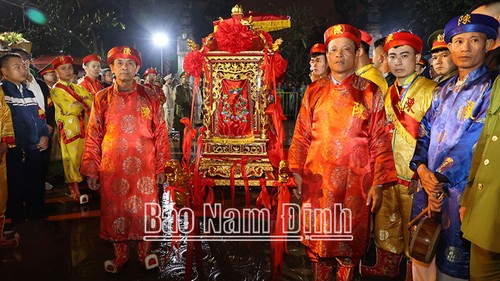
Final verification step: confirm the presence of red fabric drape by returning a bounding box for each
[217,79,252,137]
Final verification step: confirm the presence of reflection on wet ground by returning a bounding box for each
[0,121,406,280]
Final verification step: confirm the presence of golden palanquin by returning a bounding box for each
[199,51,275,185]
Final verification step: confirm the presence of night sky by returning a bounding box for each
[1,0,476,74]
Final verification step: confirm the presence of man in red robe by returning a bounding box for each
[78,54,105,95]
[288,24,397,281]
[81,46,170,273]
[143,67,166,104]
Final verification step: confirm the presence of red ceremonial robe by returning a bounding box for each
[288,74,397,263]
[81,82,170,241]
[79,76,105,95]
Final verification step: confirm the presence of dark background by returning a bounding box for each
[0,0,478,82]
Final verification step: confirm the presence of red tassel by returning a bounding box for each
[192,129,206,208]
[220,189,225,208]
[256,178,271,209]
[205,187,214,204]
[230,161,237,208]
[240,157,250,208]
[271,183,291,280]
[202,178,216,204]
[180,118,196,172]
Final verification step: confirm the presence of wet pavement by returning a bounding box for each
[0,121,408,280]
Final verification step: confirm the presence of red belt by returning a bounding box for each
[396,178,410,187]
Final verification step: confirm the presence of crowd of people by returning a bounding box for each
[0,41,202,272]
[0,1,499,280]
[289,2,500,281]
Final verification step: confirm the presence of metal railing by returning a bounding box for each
[278,91,303,119]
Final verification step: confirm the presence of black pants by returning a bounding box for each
[41,141,52,182]
[6,146,45,221]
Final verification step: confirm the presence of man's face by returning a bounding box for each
[102,71,113,83]
[181,76,189,85]
[166,78,173,85]
[43,72,57,84]
[145,73,156,84]
[110,58,140,83]
[431,49,457,76]
[326,38,357,77]
[309,54,328,77]
[0,56,28,85]
[55,63,74,82]
[387,45,420,79]
[84,60,101,78]
[372,45,386,72]
[448,32,493,73]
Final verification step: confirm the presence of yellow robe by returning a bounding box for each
[375,74,436,256]
[0,87,15,217]
[356,64,388,94]
[50,81,94,184]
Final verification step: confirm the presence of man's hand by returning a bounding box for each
[156,172,166,185]
[38,136,49,151]
[0,143,8,164]
[427,192,444,216]
[87,177,99,191]
[366,185,383,213]
[292,173,302,199]
[417,164,444,194]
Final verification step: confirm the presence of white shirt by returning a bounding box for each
[26,73,45,110]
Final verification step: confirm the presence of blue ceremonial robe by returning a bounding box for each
[410,65,498,278]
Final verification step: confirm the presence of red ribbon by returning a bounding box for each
[54,83,91,115]
[180,118,197,173]
[191,127,207,208]
[240,156,250,208]
[263,51,287,168]
[389,85,420,139]
[201,178,216,204]
[256,178,271,209]
[271,181,292,280]
[230,161,237,208]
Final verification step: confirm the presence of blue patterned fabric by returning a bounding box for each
[410,65,498,278]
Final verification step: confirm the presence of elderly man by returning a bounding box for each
[410,13,499,280]
[288,24,397,281]
[81,46,170,273]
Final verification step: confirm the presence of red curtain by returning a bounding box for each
[216,79,252,137]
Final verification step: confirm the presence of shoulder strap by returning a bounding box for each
[389,85,420,138]
[54,83,91,112]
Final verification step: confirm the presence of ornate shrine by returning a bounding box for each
[163,5,294,281]
[181,5,289,187]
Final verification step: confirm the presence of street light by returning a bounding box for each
[153,32,168,76]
